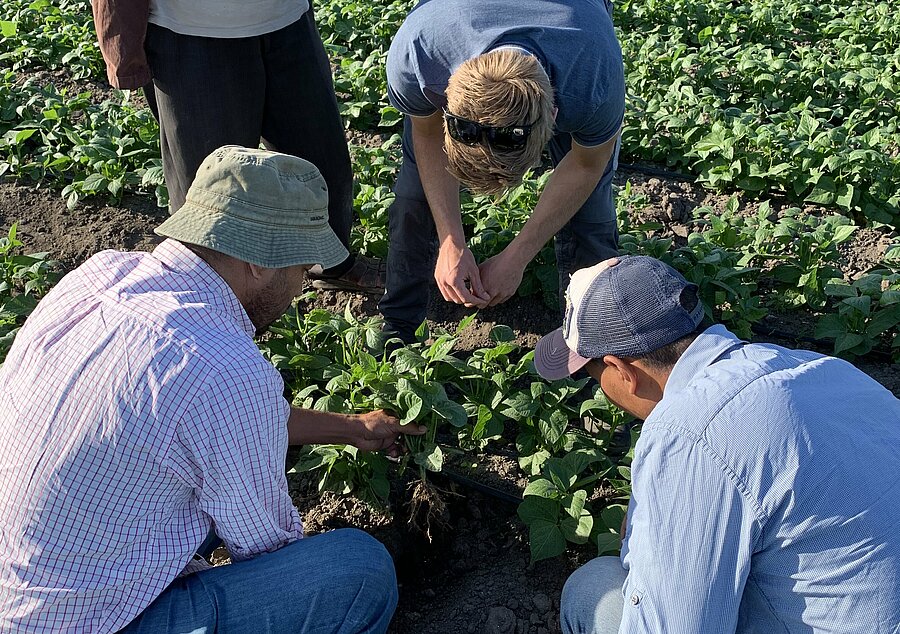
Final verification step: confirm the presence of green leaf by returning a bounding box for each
[537,409,568,447]
[814,313,847,340]
[393,348,426,373]
[560,510,594,544]
[0,20,17,37]
[13,129,37,145]
[523,478,559,499]
[501,391,536,420]
[399,390,424,424]
[600,504,627,532]
[594,532,622,556]
[824,281,856,298]
[843,295,872,316]
[415,442,444,472]
[546,457,577,491]
[490,324,515,343]
[865,305,900,337]
[834,332,866,354]
[378,106,403,127]
[835,185,855,210]
[564,489,587,520]
[517,496,560,525]
[455,312,477,335]
[528,519,566,563]
[369,475,390,502]
[832,224,857,244]
[80,173,109,193]
[797,114,820,138]
[436,399,469,427]
[426,335,456,362]
[562,449,606,476]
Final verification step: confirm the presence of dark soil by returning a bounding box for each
[1,158,898,634]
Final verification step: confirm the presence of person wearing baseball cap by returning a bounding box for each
[535,256,900,634]
[0,146,423,634]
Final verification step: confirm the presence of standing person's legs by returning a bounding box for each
[144,24,265,215]
[119,528,398,634]
[560,556,626,634]
[547,134,620,307]
[378,118,438,343]
[258,11,358,278]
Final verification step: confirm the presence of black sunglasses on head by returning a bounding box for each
[443,109,535,151]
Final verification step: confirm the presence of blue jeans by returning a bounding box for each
[560,556,626,634]
[378,118,620,342]
[119,529,398,634]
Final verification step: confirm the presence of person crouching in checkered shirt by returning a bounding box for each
[0,146,423,634]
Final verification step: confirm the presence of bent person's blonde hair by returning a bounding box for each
[444,49,555,194]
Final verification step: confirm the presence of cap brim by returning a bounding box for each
[534,328,591,381]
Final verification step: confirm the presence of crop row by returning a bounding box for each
[263,304,633,562]
[1,0,899,224]
[1,212,897,560]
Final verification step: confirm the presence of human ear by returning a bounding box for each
[245,263,279,291]
[602,355,640,396]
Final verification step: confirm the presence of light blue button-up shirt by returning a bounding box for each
[620,325,900,633]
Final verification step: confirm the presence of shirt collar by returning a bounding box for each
[152,239,256,338]
[662,324,748,397]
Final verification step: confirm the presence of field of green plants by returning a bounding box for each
[0,0,898,569]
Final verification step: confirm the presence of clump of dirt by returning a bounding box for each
[838,227,894,278]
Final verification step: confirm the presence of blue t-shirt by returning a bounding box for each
[386,0,625,147]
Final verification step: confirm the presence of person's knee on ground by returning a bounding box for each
[316,528,399,628]
[560,556,626,634]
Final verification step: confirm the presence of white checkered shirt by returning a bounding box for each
[0,240,303,633]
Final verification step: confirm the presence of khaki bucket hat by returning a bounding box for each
[155,145,349,269]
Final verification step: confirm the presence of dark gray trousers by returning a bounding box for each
[378,118,620,342]
[144,12,353,274]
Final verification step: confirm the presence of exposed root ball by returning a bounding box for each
[408,479,450,542]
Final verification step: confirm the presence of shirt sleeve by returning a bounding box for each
[165,361,303,562]
[568,53,626,148]
[569,89,624,149]
[386,27,439,116]
[618,426,761,634]
[90,0,152,89]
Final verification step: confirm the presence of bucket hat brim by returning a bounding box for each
[155,202,349,270]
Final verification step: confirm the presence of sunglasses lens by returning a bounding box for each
[447,116,482,145]
[487,126,530,150]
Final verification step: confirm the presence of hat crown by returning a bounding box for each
[154,146,349,269]
[189,145,329,223]
[565,256,704,358]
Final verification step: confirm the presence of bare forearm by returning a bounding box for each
[411,115,464,244]
[505,152,608,268]
[287,407,353,446]
[288,408,424,455]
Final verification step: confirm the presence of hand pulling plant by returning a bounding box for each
[264,304,474,538]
